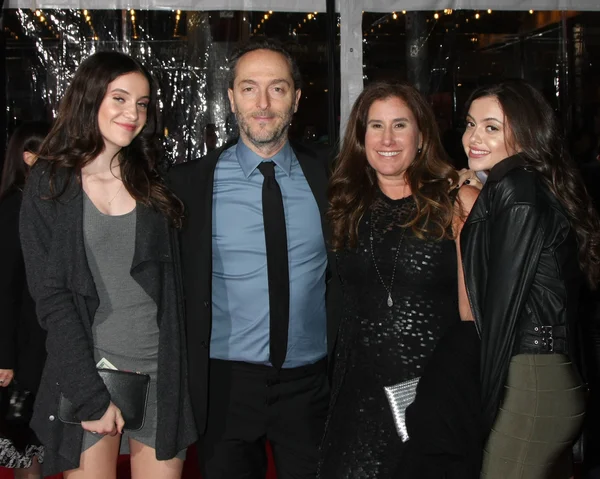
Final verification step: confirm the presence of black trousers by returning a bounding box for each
[199,358,329,479]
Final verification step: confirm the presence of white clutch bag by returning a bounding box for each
[383,377,420,442]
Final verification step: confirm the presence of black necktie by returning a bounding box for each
[258,161,290,369]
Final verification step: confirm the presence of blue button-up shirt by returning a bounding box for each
[210,139,327,367]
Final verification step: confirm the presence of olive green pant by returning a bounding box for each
[481,354,586,479]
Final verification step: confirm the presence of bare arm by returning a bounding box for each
[452,185,480,321]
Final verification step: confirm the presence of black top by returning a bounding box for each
[402,320,482,478]
[0,189,46,393]
[319,191,460,478]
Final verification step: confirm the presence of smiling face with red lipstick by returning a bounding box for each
[462,95,520,172]
[97,71,150,156]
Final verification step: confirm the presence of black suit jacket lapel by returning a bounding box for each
[170,146,225,342]
[291,142,330,240]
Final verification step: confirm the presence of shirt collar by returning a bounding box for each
[236,138,293,179]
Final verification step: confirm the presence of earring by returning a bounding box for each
[417,147,422,154]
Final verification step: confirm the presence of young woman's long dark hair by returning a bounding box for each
[0,121,50,201]
[328,81,459,250]
[38,50,183,227]
[465,80,600,288]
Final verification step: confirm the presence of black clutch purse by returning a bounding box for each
[58,369,150,431]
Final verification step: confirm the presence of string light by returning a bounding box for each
[130,9,138,39]
[488,9,492,13]
[475,12,480,19]
[174,10,182,37]
[434,13,439,19]
[4,26,19,40]
[31,9,62,40]
[296,11,320,35]
[83,9,98,40]
[529,9,534,14]
[392,12,397,20]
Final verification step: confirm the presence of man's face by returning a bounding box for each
[228,49,301,153]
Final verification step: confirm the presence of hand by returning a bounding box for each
[81,401,124,436]
[0,369,14,387]
[456,168,484,190]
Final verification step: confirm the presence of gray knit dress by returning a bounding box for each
[80,193,184,459]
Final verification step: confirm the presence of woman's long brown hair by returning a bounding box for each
[328,81,459,250]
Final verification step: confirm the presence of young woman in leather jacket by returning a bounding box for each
[460,79,600,478]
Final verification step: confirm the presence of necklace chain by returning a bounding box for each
[369,202,414,308]
[107,181,123,205]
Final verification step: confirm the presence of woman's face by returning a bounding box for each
[364,96,422,182]
[462,95,518,172]
[97,71,150,156]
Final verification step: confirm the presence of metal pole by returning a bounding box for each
[560,11,571,140]
[0,3,7,174]
[325,0,338,150]
[406,12,428,94]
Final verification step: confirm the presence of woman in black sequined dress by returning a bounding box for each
[318,82,478,478]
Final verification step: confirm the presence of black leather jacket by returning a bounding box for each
[461,154,583,435]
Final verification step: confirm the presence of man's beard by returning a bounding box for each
[236,105,295,149]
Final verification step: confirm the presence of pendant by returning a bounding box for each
[387,293,393,307]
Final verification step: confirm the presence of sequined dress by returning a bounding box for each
[318,191,460,478]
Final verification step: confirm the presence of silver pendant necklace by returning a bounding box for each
[369,203,414,308]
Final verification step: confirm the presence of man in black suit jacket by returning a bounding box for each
[169,39,341,479]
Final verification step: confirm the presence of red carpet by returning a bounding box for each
[0,444,278,478]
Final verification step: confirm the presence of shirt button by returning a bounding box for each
[49,415,55,421]
[200,341,208,349]
[203,301,209,308]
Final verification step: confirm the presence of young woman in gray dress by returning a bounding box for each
[19,51,196,478]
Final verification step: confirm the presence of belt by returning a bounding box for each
[518,325,568,354]
[210,357,327,383]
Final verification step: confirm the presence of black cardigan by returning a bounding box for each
[19,163,197,475]
[0,189,46,393]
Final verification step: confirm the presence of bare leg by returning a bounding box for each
[129,438,183,479]
[14,456,41,479]
[63,434,121,479]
